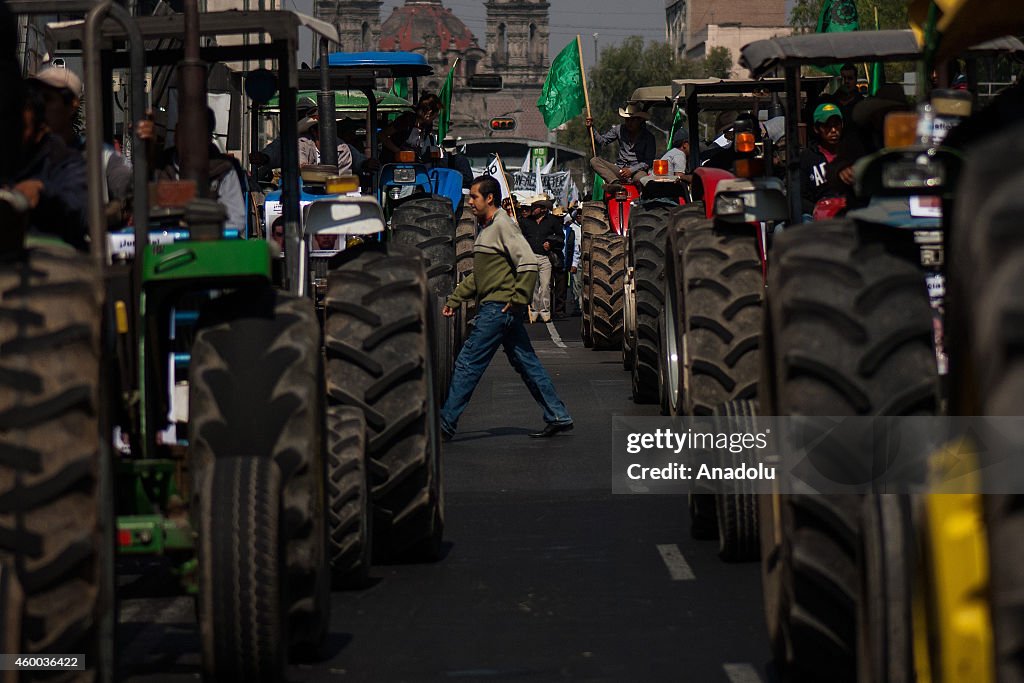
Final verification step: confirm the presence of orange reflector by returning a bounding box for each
[885,111,919,148]
[653,159,669,175]
[735,132,756,154]
[397,150,416,163]
[734,158,765,178]
[118,530,133,546]
[430,149,442,159]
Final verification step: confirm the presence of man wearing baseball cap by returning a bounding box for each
[799,102,844,218]
[13,67,89,248]
[584,103,657,185]
[29,65,133,208]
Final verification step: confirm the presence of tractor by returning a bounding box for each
[735,25,1024,681]
[27,4,365,679]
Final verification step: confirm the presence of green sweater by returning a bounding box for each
[445,208,539,308]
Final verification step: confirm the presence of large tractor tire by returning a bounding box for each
[659,206,713,416]
[856,494,914,683]
[392,197,458,404]
[758,220,938,682]
[950,138,1024,682]
[712,399,760,562]
[324,245,444,561]
[678,221,762,416]
[455,204,476,282]
[197,456,285,681]
[453,208,477,356]
[0,244,107,681]
[589,233,625,350]
[391,196,456,300]
[629,203,675,402]
[190,289,329,665]
[326,406,371,586]
[580,201,610,347]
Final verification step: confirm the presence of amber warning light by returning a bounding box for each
[653,159,669,175]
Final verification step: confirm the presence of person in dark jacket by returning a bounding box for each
[519,195,564,322]
[585,104,657,184]
[800,103,844,218]
[12,83,89,249]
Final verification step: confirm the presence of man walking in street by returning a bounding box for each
[441,176,574,440]
[519,194,564,322]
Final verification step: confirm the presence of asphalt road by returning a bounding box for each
[117,317,771,682]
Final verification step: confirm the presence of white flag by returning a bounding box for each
[520,150,531,174]
[485,154,512,203]
[541,157,555,174]
[534,159,544,194]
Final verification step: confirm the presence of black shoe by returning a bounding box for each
[529,422,574,438]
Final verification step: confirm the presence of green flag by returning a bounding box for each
[537,39,587,130]
[816,0,859,76]
[869,7,884,95]
[667,107,684,147]
[591,173,604,201]
[816,0,859,33]
[438,61,457,142]
[389,77,408,100]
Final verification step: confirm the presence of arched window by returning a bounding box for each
[529,23,537,62]
[361,22,371,51]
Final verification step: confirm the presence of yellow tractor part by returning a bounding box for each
[909,0,1024,61]
[914,438,994,683]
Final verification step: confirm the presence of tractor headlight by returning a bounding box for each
[388,186,404,201]
[394,168,417,184]
[346,236,365,249]
[882,155,946,190]
[715,195,745,216]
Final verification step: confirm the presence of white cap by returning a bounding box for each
[30,65,83,98]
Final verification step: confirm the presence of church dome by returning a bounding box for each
[379,0,480,53]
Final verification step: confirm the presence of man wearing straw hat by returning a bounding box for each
[584,103,657,185]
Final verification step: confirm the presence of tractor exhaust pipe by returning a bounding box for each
[178,0,208,196]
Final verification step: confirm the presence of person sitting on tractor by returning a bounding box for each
[836,63,865,123]
[661,127,691,182]
[584,103,657,185]
[11,77,89,249]
[800,102,844,219]
[380,93,442,164]
[152,108,247,230]
[297,115,354,174]
[338,118,379,176]
[249,95,317,174]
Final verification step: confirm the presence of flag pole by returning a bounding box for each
[494,153,518,223]
[576,34,597,159]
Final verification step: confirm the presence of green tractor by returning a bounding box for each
[16,3,380,678]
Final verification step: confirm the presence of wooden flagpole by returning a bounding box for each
[576,34,597,159]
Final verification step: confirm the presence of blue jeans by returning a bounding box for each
[441,301,572,434]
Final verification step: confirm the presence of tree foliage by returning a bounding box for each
[557,37,730,156]
[789,0,909,32]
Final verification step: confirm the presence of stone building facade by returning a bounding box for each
[665,0,790,76]
[317,0,552,140]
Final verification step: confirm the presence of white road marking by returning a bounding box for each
[546,321,567,348]
[656,543,695,581]
[723,663,763,683]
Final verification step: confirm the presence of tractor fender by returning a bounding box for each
[693,167,736,218]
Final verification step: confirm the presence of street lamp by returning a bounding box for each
[593,33,599,64]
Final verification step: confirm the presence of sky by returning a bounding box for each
[290,0,671,69]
